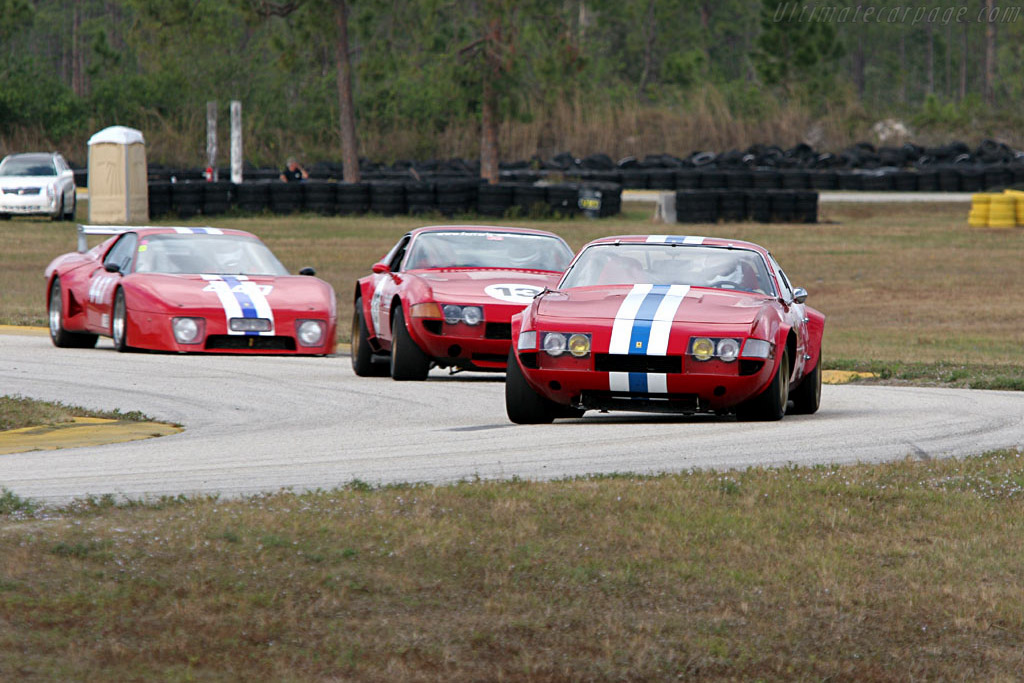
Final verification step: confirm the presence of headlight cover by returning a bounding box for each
[296,319,326,346]
[172,317,204,344]
[438,304,483,326]
[689,337,743,362]
[541,332,591,357]
[230,317,272,332]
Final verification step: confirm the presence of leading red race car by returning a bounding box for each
[45,225,337,354]
[351,225,574,380]
[505,234,825,423]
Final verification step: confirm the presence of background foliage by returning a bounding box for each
[1,0,1022,167]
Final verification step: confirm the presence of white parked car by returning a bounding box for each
[0,152,77,220]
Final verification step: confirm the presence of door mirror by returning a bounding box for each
[299,266,316,276]
[104,262,121,274]
[372,263,390,274]
[793,287,808,304]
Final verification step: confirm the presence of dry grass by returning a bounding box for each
[3,451,1024,679]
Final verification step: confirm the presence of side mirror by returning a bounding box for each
[372,263,390,274]
[793,287,808,304]
[104,262,121,274]
[298,266,316,276]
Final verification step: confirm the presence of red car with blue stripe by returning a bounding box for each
[44,225,337,354]
[505,235,825,422]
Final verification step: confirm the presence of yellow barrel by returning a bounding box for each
[968,193,991,228]
[987,193,1016,228]
[1003,189,1024,226]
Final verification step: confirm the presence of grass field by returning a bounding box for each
[2,202,1024,679]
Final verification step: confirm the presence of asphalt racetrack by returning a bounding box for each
[2,331,1023,504]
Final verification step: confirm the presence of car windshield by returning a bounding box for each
[133,233,290,276]
[559,243,776,295]
[403,231,573,272]
[0,156,56,177]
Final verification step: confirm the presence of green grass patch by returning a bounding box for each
[3,451,1024,679]
[0,395,149,431]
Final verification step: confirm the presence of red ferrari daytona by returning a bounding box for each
[505,234,825,423]
[352,225,574,380]
[45,225,337,354]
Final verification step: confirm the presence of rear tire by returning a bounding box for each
[736,347,789,422]
[111,288,130,352]
[505,349,559,424]
[48,277,98,349]
[51,197,64,221]
[351,297,388,377]
[789,353,821,415]
[389,307,431,381]
[64,194,76,221]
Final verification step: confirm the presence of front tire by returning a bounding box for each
[789,353,821,415]
[63,194,76,221]
[736,347,789,422]
[389,307,431,381]
[351,298,388,377]
[111,288,130,352]
[48,277,98,349]
[504,349,560,424]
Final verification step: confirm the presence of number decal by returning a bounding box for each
[484,283,545,304]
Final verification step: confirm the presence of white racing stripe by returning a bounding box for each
[608,284,653,354]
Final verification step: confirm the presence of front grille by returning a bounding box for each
[594,354,682,374]
[3,187,41,195]
[485,322,512,340]
[205,335,296,351]
[580,390,700,414]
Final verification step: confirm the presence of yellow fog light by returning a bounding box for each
[567,333,591,358]
[691,337,714,361]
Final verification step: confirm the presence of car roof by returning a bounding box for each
[408,225,566,240]
[582,235,769,255]
[1,152,58,163]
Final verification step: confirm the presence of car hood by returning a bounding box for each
[536,286,771,325]
[126,273,333,315]
[0,175,57,189]
[411,269,562,306]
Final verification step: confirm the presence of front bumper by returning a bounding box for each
[517,350,775,413]
[408,317,514,370]
[0,193,59,216]
[129,309,337,355]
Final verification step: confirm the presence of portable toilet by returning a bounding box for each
[87,125,148,224]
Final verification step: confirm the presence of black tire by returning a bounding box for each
[351,298,388,377]
[111,288,130,352]
[64,194,76,221]
[48,277,98,349]
[736,347,789,422]
[789,353,821,415]
[51,196,64,221]
[504,348,559,424]
[389,307,430,381]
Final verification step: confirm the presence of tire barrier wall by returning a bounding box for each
[146,180,623,220]
[676,190,819,224]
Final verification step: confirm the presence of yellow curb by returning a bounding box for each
[0,325,49,337]
[822,370,876,385]
[0,417,182,455]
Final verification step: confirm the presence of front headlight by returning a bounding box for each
[461,306,483,326]
[172,317,204,344]
[690,337,715,361]
[296,319,326,346]
[442,304,462,324]
[567,333,591,358]
[438,304,483,326]
[716,338,740,362]
[45,184,56,198]
[542,332,567,356]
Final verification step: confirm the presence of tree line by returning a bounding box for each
[1,0,1021,174]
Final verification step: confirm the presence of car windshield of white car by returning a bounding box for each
[0,157,56,176]
[560,244,775,295]
[133,234,290,276]
[403,231,573,271]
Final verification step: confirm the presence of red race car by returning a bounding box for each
[351,225,574,380]
[45,225,337,354]
[505,234,825,423]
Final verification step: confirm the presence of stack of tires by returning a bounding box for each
[547,184,580,217]
[148,181,172,218]
[202,181,233,216]
[302,181,336,215]
[369,181,406,215]
[676,190,818,224]
[269,182,303,214]
[171,182,203,218]
[435,179,478,216]
[676,190,719,223]
[336,182,370,215]
[234,182,269,213]
[477,183,515,217]
[404,181,436,215]
[511,183,548,217]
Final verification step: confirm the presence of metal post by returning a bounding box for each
[206,101,218,181]
[230,101,243,184]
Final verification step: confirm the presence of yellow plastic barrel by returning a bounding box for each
[987,193,1016,228]
[968,193,991,228]
[1003,189,1024,226]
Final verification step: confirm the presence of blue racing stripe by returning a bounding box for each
[662,235,691,244]
[627,285,670,354]
[628,372,648,393]
[222,275,259,335]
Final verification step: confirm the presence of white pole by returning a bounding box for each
[231,101,243,184]
[206,101,218,181]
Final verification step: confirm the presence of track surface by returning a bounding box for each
[2,333,1023,504]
